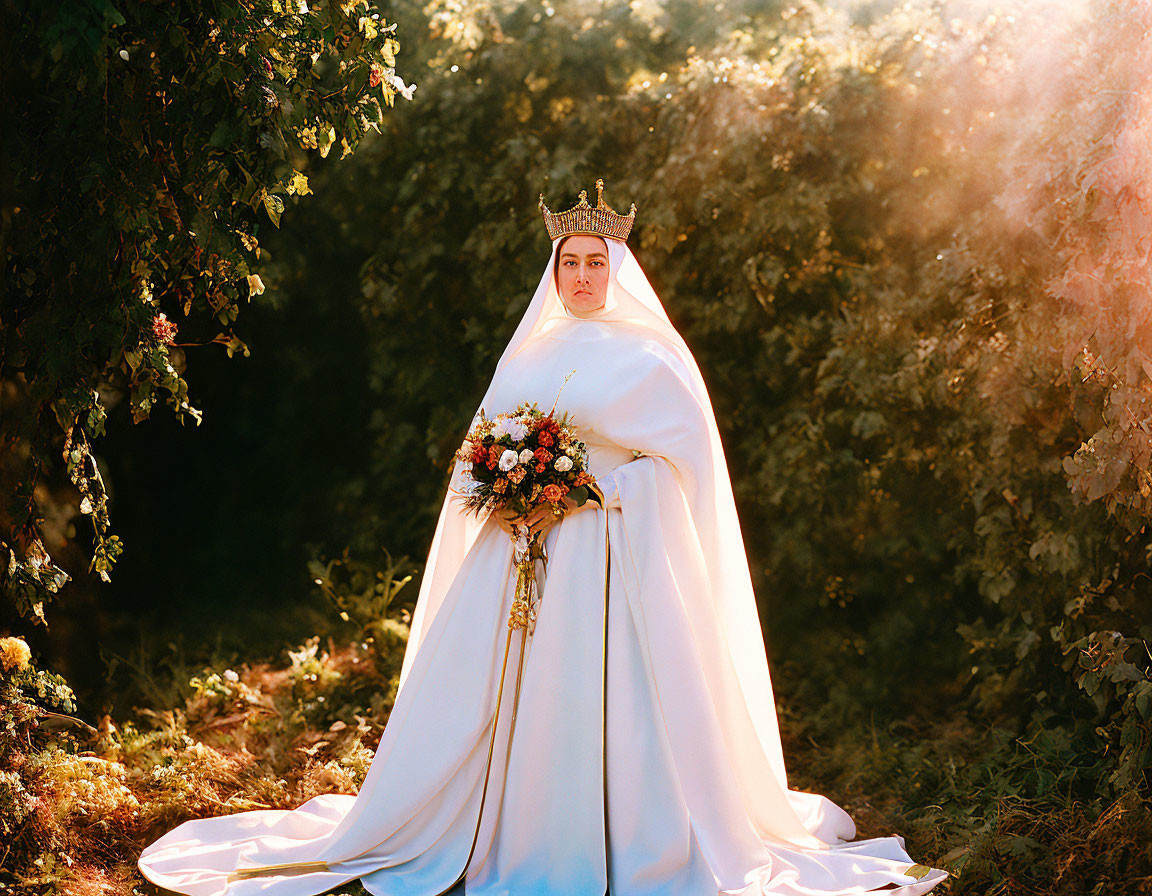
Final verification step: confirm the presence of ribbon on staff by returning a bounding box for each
[507,524,546,634]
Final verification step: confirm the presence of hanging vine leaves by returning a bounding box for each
[0,0,415,622]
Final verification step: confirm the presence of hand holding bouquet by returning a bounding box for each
[451,401,603,635]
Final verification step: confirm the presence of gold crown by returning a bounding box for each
[538,178,636,242]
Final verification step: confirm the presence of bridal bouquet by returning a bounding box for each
[453,401,598,518]
[452,401,598,635]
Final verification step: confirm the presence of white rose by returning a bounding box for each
[519,448,535,464]
[499,449,518,471]
[554,455,573,472]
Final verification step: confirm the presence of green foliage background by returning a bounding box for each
[3,0,1152,893]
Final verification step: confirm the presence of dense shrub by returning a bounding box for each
[1,0,413,624]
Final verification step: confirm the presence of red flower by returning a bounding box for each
[542,484,563,502]
[538,430,554,447]
[369,62,383,88]
[535,462,546,473]
[534,447,553,464]
[487,445,502,470]
[151,313,178,345]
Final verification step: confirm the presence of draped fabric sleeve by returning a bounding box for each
[590,345,860,850]
[592,343,713,501]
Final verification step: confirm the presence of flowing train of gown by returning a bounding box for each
[138,439,950,896]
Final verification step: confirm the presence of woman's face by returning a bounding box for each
[556,235,610,317]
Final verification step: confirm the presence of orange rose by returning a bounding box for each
[542,483,563,502]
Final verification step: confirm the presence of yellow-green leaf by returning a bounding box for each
[289,171,312,196]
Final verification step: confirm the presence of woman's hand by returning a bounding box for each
[494,494,587,539]
[520,495,579,538]
[494,506,527,536]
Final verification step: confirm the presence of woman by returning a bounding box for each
[138,181,950,896]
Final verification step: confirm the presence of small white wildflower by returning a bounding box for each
[223,669,239,683]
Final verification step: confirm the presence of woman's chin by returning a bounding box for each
[567,300,606,316]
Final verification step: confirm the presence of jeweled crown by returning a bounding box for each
[538,178,637,242]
